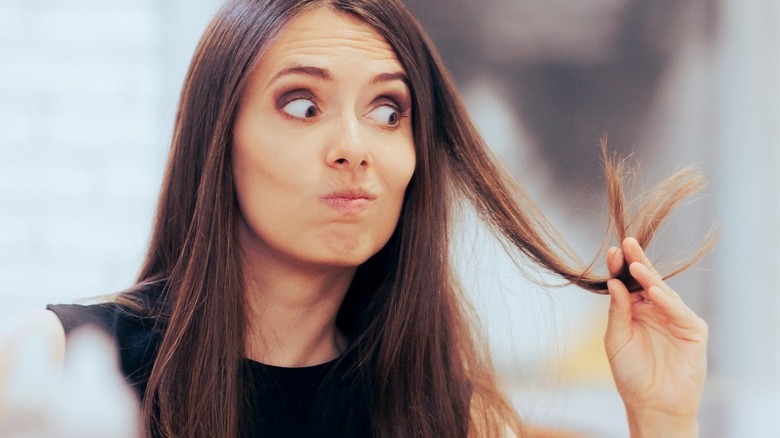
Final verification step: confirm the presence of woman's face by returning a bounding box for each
[232,7,415,271]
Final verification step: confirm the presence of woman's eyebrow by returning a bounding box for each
[266,65,409,88]
[269,65,333,84]
[371,71,410,88]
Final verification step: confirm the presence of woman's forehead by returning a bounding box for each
[255,7,405,83]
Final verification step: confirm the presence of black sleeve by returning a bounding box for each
[46,301,161,399]
[46,303,117,336]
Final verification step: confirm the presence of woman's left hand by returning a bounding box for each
[604,237,707,438]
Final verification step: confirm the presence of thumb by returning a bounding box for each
[605,278,633,352]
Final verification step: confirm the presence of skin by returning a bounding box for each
[231,7,415,367]
[605,237,708,437]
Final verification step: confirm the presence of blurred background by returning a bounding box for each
[0,0,777,436]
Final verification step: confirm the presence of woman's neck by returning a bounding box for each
[242,253,355,368]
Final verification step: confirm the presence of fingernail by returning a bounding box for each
[629,261,644,272]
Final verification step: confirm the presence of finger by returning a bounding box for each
[629,262,678,299]
[622,237,655,272]
[607,246,643,295]
[606,246,624,277]
[645,286,708,340]
[607,243,641,292]
[605,278,633,345]
[621,237,679,296]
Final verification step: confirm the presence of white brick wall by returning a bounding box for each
[0,0,222,317]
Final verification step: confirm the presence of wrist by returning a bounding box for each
[626,407,699,438]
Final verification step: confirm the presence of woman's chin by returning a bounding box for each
[307,252,374,270]
[306,238,385,269]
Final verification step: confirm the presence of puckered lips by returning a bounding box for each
[320,188,377,215]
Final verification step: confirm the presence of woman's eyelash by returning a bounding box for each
[274,88,411,118]
[377,94,410,113]
[275,89,317,109]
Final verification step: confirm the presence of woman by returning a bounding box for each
[1,0,710,436]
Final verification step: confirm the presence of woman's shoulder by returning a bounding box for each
[47,279,166,337]
[46,301,122,336]
[46,280,168,394]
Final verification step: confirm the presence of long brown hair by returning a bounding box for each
[123,0,715,436]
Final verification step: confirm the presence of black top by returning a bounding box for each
[47,291,372,437]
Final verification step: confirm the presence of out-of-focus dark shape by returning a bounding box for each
[403,0,718,190]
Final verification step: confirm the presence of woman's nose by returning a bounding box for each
[325,116,373,169]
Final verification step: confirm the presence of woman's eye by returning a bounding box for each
[367,104,401,127]
[281,98,318,119]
